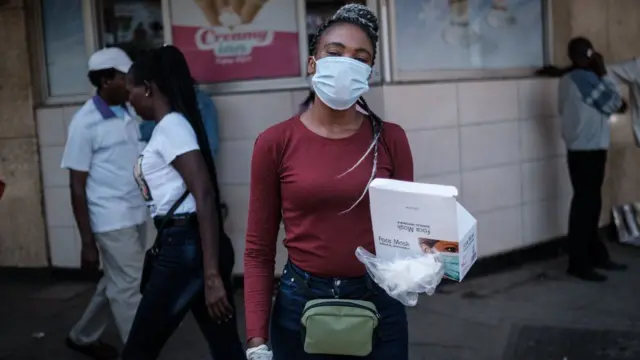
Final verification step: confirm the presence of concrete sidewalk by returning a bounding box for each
[1,244,639,360]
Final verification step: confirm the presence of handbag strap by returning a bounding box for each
[152,190,190,247]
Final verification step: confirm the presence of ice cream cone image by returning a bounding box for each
[230,0,245,15]
[240,0,267,24]
[442,0,479,48]
[194,0,222,26]
[486,0,516,28]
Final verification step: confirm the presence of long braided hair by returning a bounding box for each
[302,4,386,214]
[129,45,225,227]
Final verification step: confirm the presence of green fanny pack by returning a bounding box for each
[300,298,379,356]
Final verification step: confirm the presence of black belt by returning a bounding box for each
[153,213,198,230]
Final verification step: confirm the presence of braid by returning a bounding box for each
[132,46,225,224]
[301,4,383,214]
[336,96,382,214]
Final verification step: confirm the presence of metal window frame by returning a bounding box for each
[32,0,98,105]
[386,0,551,83]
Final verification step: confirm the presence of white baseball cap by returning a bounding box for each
[88,47,133,74]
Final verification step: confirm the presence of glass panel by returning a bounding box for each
[392,0,545,74]
[41,0,90,97]
[98,0,165,61]
[306,0,367,44]
[169,0,301,84]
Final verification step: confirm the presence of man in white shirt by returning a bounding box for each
[61,47,148,360]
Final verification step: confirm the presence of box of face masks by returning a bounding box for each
[368,179,477,281]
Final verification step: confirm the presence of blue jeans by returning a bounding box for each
[121,225,244,360]
[270,261,409,360]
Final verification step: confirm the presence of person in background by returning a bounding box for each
[139,81,228,218]
[121,45,244,360]
[244,4,413,359]
[61,47,148,360]
[556,37,628,282]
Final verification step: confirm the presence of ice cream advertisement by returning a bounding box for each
[170,0,300,83]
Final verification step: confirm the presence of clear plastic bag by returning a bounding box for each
[246,345,273,360]
[355,246,445,306]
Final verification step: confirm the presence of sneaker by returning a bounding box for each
[567,268,607,282]
[594,261,628,271]
[65,337,119,360]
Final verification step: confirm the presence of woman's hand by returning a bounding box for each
[246,343,272,360]
[247,337,267,349]
[204,273,234,321]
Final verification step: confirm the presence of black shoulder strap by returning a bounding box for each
[152,190,190,248]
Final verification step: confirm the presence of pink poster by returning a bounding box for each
[170,0,300,83]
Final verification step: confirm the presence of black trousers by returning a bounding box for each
[566,150,611,271]
[122,225,244,360]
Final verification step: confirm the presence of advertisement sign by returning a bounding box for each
[170,0,301,83]
[393,0,544,72]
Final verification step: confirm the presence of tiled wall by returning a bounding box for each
[36,78,571,274]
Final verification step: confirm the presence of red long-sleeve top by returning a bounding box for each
[243,115,414,341]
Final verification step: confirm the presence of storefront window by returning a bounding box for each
[391,0,545,79]
[41,0,90,97]
[306,0,366,45]
[168,0,302,84]
[98,0,164,61]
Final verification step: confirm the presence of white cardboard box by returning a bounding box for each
[368,178,478,281]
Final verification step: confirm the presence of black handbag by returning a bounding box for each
[140,190,190,294]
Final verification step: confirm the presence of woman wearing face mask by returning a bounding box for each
[244,4,414,360]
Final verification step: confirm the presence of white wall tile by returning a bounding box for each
[406,128,460,178]
[461,165,522,213]
[520,117,565,161]
[40,146,67,188]
[522,199,570,246]
[518,78,559,119]
[362,86,385,116]
[62,105,81,138]
[383,83,457,130]
[220,185,250,236]
[48,227,80,268]
[36,108,66,146]
[217,140,254,185]
[43,187,74,227]
[476,206,523,257]
[458,81,519,125]
[215,91,295,141]
[521,157,572,203]
[419,172,463,202]
[460,121,520,170]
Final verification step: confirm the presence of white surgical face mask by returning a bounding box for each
[311,56,371,110]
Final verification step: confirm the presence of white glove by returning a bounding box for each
[246,344,273,360]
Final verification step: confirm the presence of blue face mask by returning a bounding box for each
[311,56,371,110]
[441,255,460,281]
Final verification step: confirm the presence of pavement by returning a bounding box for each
[1,243,640,360]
